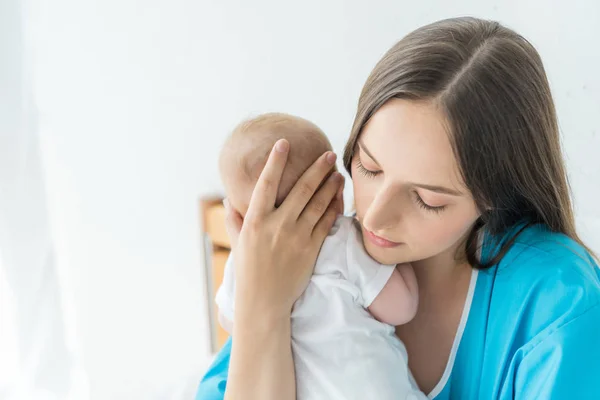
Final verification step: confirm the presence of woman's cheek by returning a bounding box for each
[352,175,377,217]
[422,211,479,252]
[420,221,457,249]
[352,180,367,216]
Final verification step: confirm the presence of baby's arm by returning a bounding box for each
[368,263,418,326]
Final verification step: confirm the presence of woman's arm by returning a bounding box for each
[223,139,343,400]
[225,315,294,400]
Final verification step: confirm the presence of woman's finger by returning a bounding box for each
[245,139,290,220]
[299,171,343,229]
[279,151,338,221]
[335,177,345,215]
[312,200,339,242]
[223,198,243,248]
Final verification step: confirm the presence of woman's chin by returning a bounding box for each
[363,239,411,265]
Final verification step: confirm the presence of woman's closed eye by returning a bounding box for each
[356,156,447,213]
[413,192,446,213]
[356,158,381,178]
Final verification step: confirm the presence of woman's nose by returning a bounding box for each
[362,188,403,233]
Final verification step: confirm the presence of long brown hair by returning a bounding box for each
[343,17,595,268]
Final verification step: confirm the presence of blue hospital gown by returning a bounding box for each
[196,223,600,399]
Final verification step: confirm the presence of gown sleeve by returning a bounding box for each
[509,303,600,399]
[195,338,231,400]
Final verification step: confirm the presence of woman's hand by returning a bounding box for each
[225,138,344,325]
[223,139,343,400]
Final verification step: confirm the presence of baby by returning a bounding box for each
[216,113,426,400]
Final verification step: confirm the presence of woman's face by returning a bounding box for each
[352,98,481,265]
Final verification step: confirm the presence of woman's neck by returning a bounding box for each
[411,245,472,296]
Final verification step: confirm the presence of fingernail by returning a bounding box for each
[326,152,337,165]
[275,139,289,153]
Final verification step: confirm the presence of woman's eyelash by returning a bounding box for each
[414,193,446,213]
[356,156,446,213]
[356,159,381,178]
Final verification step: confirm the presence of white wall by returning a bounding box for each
[27,0,599,399]
[1,0,89,398]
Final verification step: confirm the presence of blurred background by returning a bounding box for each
[1,0,599,399]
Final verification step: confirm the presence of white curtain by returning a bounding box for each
[0,1,88,398]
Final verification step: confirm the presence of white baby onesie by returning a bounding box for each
[215,216,427,400]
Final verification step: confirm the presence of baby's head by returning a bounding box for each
[219,113,334,217]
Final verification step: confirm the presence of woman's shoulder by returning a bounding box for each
[484,223,600,337]
[500,223,599,282]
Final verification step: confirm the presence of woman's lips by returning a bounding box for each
[364,229,403,248]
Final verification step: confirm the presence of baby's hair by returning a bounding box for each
[219,112,333,206]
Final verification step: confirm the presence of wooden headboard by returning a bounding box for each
[200,196,230,353]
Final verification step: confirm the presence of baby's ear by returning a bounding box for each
[223,198,243,248]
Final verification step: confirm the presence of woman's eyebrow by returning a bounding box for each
[409,183,462,196]
[357,140,380,165]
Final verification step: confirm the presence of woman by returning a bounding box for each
[197,17,600,399]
